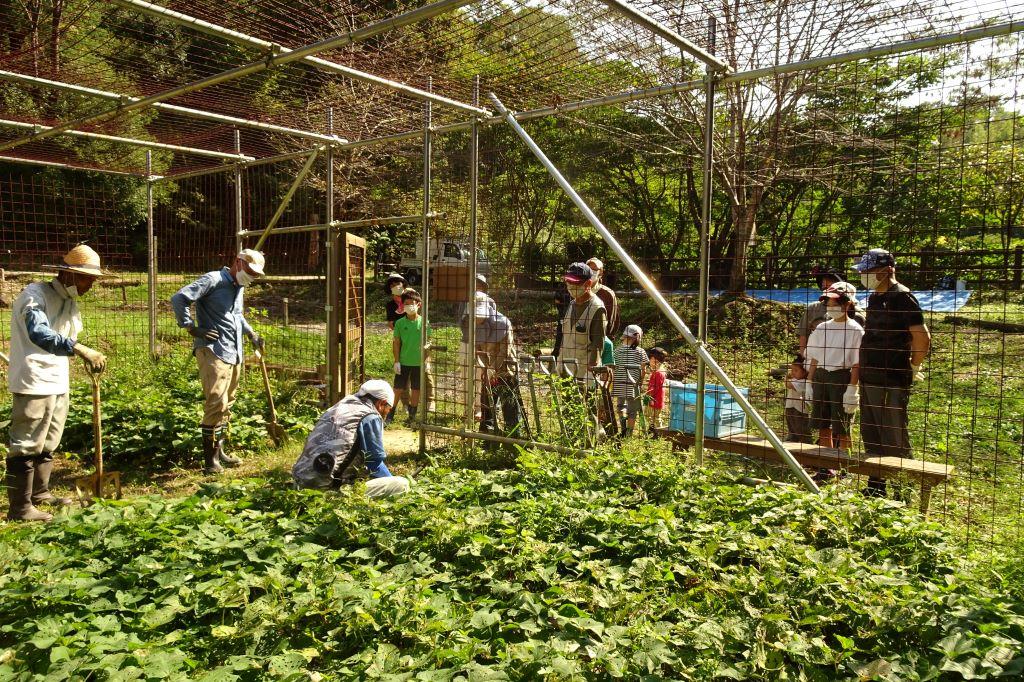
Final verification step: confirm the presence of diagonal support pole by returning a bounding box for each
[489,92,819,493]
[596,0,730,72]
[253,147,322,251]
[0,0,477,154]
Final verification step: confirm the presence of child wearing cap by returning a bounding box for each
[645,347,668,430]
[806,282,864,457]
[392,289,428,425]
[783,354,812,443]
[612,325,648,437]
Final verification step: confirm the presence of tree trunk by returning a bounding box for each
[728,202,757,292]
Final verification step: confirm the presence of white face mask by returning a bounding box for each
[860,273,877,290]
[824,306,844,321]
[567,283,587,299]
[404,303,420,315]
[390,285,404,296]
[236,269,255,287]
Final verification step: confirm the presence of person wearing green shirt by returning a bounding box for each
[391,289,427,425]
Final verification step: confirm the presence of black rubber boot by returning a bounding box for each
[31,452,73,507]
[215,426,241,468]
[202,426,222,474]
[6,457,52,522]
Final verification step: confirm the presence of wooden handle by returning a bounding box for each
[258,353,278,421]
[91,374,103,498]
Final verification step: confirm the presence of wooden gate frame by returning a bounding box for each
[339,231,367,395]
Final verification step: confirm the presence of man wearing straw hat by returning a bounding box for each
[171,249,266,475]
[5,244,107,522]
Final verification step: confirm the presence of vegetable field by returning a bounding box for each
[2,444,1022,680]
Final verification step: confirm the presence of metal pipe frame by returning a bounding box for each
[110,0,489,118]
[237,214,441,237]
[326,109,340,405]
[146,150,157,358]
[597,0,729,72]
[418,89,432,458]
[234,130,244,256]
[0,117,253,160]
[253,146,323,250]
[489,91,820,493]
[694,17,718,466]
[0,69,344,144]
[0,154,145,176]
[414,422,592,457]
[465,76,480,436]
[0,0,478,154]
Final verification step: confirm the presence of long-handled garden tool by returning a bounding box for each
[255,348,287,446]
[74,366,121,502]
[593,366,618,442]
[504,359,532,441]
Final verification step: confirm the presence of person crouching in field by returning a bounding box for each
[806,282,864,470]
[171,249,265,474]
[6,245,108,522]
[612,325,648,438]
[292,379,409,498]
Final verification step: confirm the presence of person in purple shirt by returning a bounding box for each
[171,249,266,474]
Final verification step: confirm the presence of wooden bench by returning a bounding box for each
[654,429,954,514]
[98,279,142,306]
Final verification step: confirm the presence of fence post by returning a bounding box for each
[1014,245,1023,290]
[146,151,157,359]
[325,108,340,404]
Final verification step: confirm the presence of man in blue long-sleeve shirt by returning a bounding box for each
[292,379,410,498]
[171,249,266,474]
[6,245,108,522]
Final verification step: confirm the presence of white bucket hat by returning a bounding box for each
[237,249,265,276]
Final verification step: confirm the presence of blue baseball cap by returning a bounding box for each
[852,248,896,272]
[564,262,594,284]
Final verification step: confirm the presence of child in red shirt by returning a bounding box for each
[645,347,668,429]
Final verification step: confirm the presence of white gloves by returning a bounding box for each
[843,385,859,414]
[911,363,925,383]
[804,383,815,403]
[393,361,402,375]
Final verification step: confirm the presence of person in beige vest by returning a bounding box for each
[557,262,606,382]
[6,245,107,522]
[586,257,620,337]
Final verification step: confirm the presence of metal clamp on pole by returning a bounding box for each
[488,91,819,493]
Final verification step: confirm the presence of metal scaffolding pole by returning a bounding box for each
[694,18,717,467]
[418,86,432,458]
[0,118,253,160]
[110,0,489,118]
[596,0,729,72]
[234,130,243,256]
[146,151,157,358]
[489,92,819,493]
[0,154,146,177]
[0,0,477,154]
[326,109,340,405]
[465,76,480,437]
[0,69,343,144]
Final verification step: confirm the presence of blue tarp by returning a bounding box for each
[735,288,971,313]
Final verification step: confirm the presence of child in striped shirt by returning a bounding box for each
[612,325,648,437]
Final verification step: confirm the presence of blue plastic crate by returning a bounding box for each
[667,382,749,438]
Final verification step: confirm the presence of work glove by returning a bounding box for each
[73,343,107,374]
[249,332,265,352]
[911,363,925,383]
[804,382,815,404]
[393,361,402,375]
[189,325,220,342]
[842,385,859,414]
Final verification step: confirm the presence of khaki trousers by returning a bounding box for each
[9,393,69,456]
[197,347,241,428]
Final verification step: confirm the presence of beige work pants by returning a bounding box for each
[197,347,241,427]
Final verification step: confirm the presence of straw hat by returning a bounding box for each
[43,244,105,277]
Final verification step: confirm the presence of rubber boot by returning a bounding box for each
[5,457,52,522]
[202,427,222,475]
[215,426,241,468]
[31,452,73,507]
[863,477,886,498]
[407,405,417,421]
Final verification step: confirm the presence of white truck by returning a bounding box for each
[400,238,491,285]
